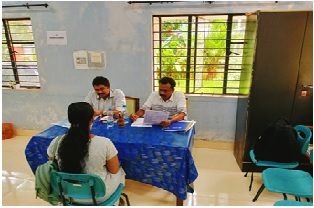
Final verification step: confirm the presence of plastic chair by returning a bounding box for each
[252,168,313,202]
[294,125,312,155]
[244,125,312,191]
[50,171,130,206]
[274,200,313,206]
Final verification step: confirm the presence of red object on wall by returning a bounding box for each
[2,123,14,140]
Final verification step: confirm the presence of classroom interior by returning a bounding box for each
[2,1,313,206]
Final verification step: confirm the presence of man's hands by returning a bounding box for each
[160,120,171,128]
[130,109,145,122]
[94,110,103,116]
[130,113,140,122]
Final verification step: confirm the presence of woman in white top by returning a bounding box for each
[47,102,125,204]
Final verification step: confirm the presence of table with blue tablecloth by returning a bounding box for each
[25,118,198,205]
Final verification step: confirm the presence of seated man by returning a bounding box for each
[84,76,126,116]
[130,77,187,127]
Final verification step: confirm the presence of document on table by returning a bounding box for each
[143,110,170,125]
[131,118,152,127]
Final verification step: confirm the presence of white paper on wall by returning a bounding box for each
[73,50,88,69]
[47,31,67,45]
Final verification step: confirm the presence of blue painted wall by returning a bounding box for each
[2,1,312,143]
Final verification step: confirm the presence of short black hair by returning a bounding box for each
[159,77,176,89]
[92,76,110,87]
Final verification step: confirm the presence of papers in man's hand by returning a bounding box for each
[163,120,196,132]
[131,110,170,127]
[131,118,152,127]
[143,110,169,125]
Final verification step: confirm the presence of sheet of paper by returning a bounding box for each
[73,50,88,69]
[47,31,67,45]
[143,110,169,125]
[131,118,152,127]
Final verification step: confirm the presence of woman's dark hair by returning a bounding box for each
[159,77,176,90]
[57,102,94,173]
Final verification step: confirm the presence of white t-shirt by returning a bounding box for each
[47,135,125,204]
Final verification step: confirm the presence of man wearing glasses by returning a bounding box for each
[84,76,126,116]
[130,77,187,127]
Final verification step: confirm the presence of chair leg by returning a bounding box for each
[244,162,252,177]
[121,193,130,206]
[282,193,287,200]
[249,165,255,191]
[252,184,265,202]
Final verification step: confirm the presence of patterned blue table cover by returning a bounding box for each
[25,118,198,200]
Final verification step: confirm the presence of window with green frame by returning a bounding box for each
[152,14,257,95]
[2,18,40,88]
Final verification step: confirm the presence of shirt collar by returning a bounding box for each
[159,92,174,102]
[109,89,114,98]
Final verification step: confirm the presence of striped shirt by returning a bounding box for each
[141,91,187,117]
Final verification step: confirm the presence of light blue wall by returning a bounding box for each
[2,1,312,143]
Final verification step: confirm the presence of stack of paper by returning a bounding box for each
[131,118,152,127]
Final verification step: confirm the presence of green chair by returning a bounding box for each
[274,200,313,206]
[245,125,312,191]
[50,171,130,206]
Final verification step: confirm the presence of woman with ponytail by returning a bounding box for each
[47,102,125,204]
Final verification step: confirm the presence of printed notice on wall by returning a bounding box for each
[47,31,67,45]
[73,50,106,70]
[73,50,88,69]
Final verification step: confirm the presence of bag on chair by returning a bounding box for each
[35,135,63,205]
[253,117,300,163]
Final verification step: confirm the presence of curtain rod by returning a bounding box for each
[2,3,49,9]
[127,1,278,5]
[128,1,215,4]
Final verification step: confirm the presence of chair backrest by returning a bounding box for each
[50,171,106,202]
[125,96,139,115]
[293,125,312,155]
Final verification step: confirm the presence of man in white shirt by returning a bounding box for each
[130,77,187,127]
[84,76,126,116]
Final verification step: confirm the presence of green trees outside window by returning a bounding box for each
[2,18,40,88]
[153,14,256,95]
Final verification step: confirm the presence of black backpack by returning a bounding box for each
[253,118,300,163]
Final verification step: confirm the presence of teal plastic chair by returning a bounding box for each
[274,200,313,206]
[50,171,130,206]
[244,125,312,191]
[294,125,312,155]
[252,168,313,202]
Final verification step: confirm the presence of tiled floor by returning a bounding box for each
[2,135,286,206]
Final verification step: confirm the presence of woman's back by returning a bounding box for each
[48,134,125,203]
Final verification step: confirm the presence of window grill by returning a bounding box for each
[2,18,40,88]
[152,14,256,95]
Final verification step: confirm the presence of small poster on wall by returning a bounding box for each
[73,50,106,70]
[73,50,88,69]
[47,31,67,45]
